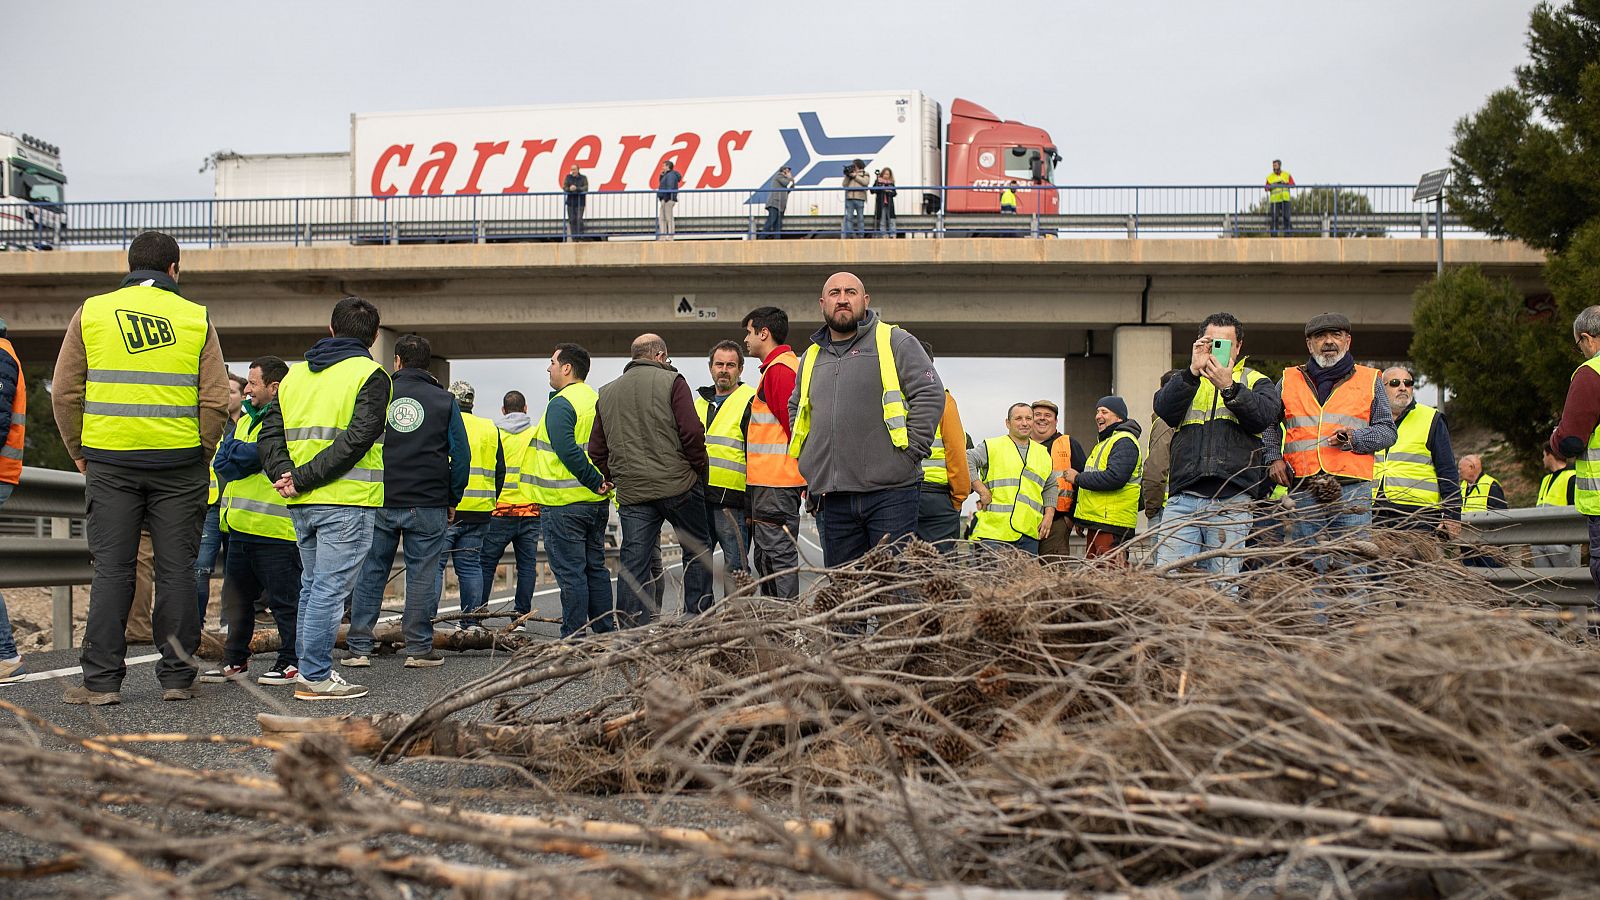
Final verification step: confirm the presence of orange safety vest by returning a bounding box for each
[746,351,805,488]
[1281,364,1378,480]
[1049,434,1075,513]
[0,338,23,485]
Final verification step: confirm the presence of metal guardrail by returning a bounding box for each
[0,184,1470,249]
[4,466,87,649]
[1461,507,1594,606]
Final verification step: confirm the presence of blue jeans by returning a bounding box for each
[816,488,919,568]
[195,504,224,620]
[438,519,489,625]
[479,515,541,614]
[349,507,448,656]
[843,198,865,236]
[1269,200,1293,235]
[762,207,784,237]
[1154,493,1252,585]
[542,502,614,636]
[0,483,15,659]
[618,486,715,623]
[1289,482,1372,578]
[706,502,750,597]
[291,505,376,683]
[978,536,1039,555]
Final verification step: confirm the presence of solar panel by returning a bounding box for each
[1414,169,1450,202]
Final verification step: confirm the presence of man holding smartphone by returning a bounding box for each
[1264,313,1397,574]
[1151,312,1281,588]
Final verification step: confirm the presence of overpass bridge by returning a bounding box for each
[0,236,1546,440]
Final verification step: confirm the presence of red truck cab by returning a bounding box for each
[943,98,1059,214]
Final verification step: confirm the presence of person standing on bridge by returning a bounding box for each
[788,272,945,567]
[742,307,805,599]
[656,160,681,240]
[1029,399,1086,558]
[842,160,870,238]
[1265,313,1396,575]
[762,166,794,238]
[914,341,971,553]
[477,391,541,627]
[439,381,505,630]
[343,335,466,670]
[592,334,715,623]
[53,231,230,705]
[201,356,302,686]
[969,403,1056,555]
[0,318,27,683]
[1151,313,1281,585]
[695,341,756,598]
[258,296,390,702]
[1372,366,1460,538]
[526,344,615,636]
[563,165,589,240]
[1551,305,1600,628]
[1265,159,1295,236]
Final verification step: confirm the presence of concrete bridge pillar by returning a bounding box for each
[427,356,452,387]
[371,327,398,371]
[1063,354,1112,446]
[1112,325,1173,434]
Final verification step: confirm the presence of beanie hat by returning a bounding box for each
[448,380,475,408]
[1096,396,1128,421]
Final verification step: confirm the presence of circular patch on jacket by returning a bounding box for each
[389,397,425,433]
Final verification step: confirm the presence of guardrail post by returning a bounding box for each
[51,516,73,650]
[1321,215,1331,238]
[1030,209,1040,238]
[748,205,756,240]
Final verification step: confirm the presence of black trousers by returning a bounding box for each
[221,538,301,670]
[80,460,206,691]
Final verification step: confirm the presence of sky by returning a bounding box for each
[18,0,1535,431]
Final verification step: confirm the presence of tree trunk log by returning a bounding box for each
[201,623,537,660]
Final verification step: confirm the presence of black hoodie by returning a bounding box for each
[258,337,391,495]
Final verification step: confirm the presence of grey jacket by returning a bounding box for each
[788,310,944,494]
[765,171,795,212]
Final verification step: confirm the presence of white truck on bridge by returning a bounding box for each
[0,132,67,249]
[210,90,1061,239]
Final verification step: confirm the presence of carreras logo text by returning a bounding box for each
[116,309,176,354]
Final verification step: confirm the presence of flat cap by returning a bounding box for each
[1304,312,1352,337]
[1030,399,1059,414]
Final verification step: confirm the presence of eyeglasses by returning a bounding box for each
[1386,379,1414,388]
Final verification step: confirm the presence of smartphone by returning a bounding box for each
[1210,338,1232,370]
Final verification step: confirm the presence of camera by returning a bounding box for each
[843,163,857,176]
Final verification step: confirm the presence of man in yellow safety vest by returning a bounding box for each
[1551,304,1600,625]
[1532,445,1579,568]
[788,272,945,568]
[695,340,757,597]
[970,403,1057,554]
[259,296,391,701]
[1372,365,1461,537]
[441,380,505,629]
[53,231,230,705]
[1265,159,1295,235]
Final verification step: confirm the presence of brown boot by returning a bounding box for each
[63,685,121,706]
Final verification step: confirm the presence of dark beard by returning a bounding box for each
[827,309,860,333]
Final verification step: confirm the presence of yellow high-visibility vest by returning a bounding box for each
[457,412,502,513]
[694,383,756,492]
[1540,467,1576,508]
[923,419,949,486]
[79,285,209,453]
[1373,404,1442,508]
[1575,356,1600,515]
[1267,170,1293,203]
[219,412,296,542]
[279,356,389,507]
[497,428,538,505]
[524,382,609,507]
[789,319,907,457]
[1074,430,1144,530]
[1462,474,1499,513]
[970,436,1050,542]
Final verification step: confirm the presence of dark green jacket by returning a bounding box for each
[591,359,708,505]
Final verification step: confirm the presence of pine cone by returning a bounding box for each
[933,731,971,765]
[975,663,1010,697]
[974,605,1013,642]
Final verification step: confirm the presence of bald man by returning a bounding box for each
[591,333,715,626]
[788,272,945,567]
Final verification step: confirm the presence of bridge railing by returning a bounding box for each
[0,184,1472,249]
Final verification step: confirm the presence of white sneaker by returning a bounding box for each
[294,670,369,701]
[340,654,371,668]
